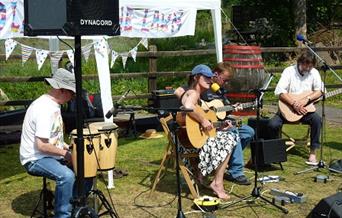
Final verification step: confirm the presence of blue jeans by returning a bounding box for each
[24,157,93,218]
[227,125,255,178]
[268,112,321,149]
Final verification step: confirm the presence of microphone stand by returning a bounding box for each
[162,108,193,218]
[294,41,340,175]
[221,74,288,214]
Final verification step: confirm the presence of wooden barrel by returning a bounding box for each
[223,45,268,115]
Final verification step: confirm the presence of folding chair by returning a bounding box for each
[150,114,199,199]
[282,122,311,152]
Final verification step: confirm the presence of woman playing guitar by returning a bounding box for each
[175,64,238,200]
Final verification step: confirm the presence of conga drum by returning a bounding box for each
[89,122,118,171]
[70,128,100,178]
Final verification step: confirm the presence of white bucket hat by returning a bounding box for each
[45,68,76,93]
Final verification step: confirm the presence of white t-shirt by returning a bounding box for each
[274,64,323,96]
[20,94,64,165]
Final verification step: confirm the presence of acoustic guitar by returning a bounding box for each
[176,105,235,148]
[201,99,256,120]
[279,88,342,122]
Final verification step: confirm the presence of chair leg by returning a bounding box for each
[150,143,172,196]
[179,162,199,199]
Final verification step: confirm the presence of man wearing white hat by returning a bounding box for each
[20,68,77,217]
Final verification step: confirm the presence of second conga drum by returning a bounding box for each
[70,129,100,178]
[89,122,118,171]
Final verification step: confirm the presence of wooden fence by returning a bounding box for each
[1,45,342,106]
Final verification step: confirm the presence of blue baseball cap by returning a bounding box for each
[191,64,214,77]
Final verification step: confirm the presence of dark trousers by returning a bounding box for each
[268,112,321,150]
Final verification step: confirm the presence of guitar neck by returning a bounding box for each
[216,102,255,113]
[325,88,342,99]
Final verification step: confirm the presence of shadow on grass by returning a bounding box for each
[286,143,311,159]
[12,190,42,217]
[325,141,342,151]
[141,169,198,200]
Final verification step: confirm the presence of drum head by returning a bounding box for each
[71,128,99,136]
[89,122,118,131]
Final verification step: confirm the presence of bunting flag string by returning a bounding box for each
[4,37,147,70]
[108,38,147,68]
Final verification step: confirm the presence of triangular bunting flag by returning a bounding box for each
[5,39,18,60]
[50,51,64,70]
[67,50,74,66]
[21,44,33,65]
[94,39,107,56]
[130,47,138,62]
[82,43,92,62]
[110,51,119,68]
[141,38,148,49]
[121,53,128,68]
[35,49,49,70]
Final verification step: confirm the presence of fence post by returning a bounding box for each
[148,45,158,93]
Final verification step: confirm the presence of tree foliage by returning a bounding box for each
[232,0,340,46]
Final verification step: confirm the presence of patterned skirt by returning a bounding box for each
[198,130,239,176]
[179,130,239,177]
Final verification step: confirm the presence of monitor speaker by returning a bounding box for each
[24,0,120,36]
[251,138,287,166]
[248,117,281,140]
[308,192,342,218]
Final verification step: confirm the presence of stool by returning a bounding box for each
[281,122,310,152]
[30,176,54,218]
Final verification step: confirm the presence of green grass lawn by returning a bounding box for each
[0,121,341,218]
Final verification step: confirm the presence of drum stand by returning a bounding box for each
[71,36,119,218]
[84,121,119,218]
[89,186,118,217]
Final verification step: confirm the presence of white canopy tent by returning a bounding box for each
[119,0,223,62]
[0,0,223,188]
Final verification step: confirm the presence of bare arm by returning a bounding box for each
[36,137,72,163]
[181,90,213,130]
[174,86,185,99]
[279,90,322,115]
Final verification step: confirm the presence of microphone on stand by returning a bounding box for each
[210,83,231,105]
[105,89,130,118]
[296,34,313,44]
